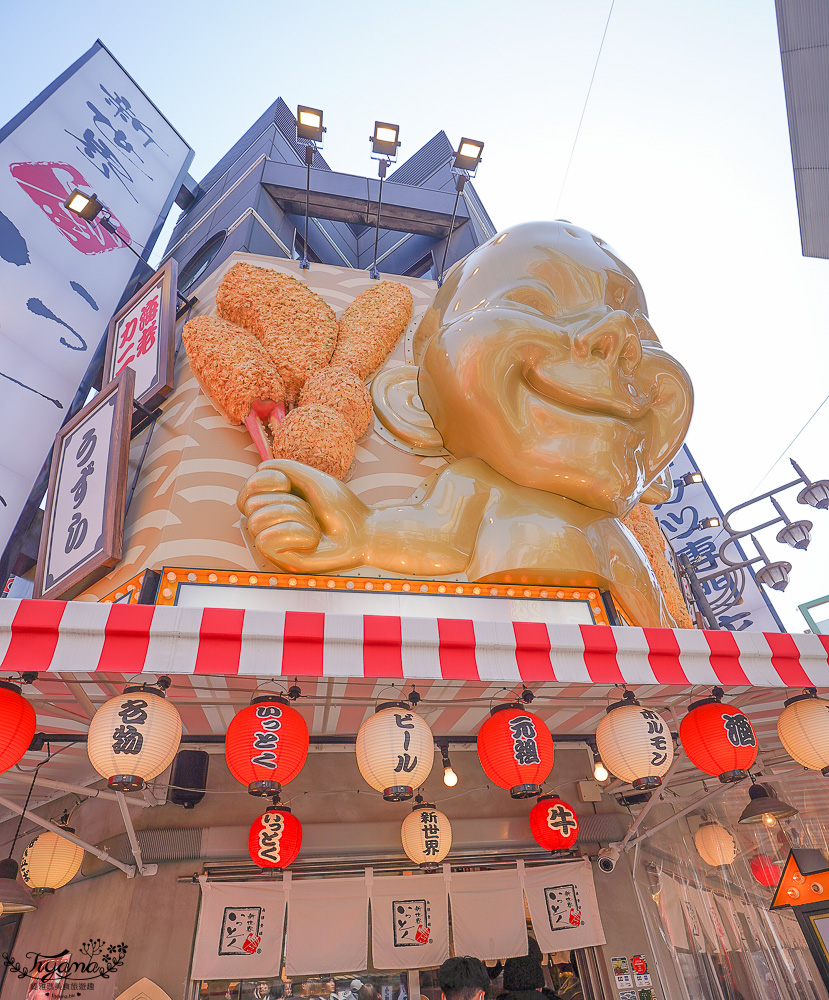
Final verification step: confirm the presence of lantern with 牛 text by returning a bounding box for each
[477,704,554,799]
[680,688,758,782]
[226,695,309,796]
[248,806,302,869]
[529,795,579,853]
[356,703,434,801]
[595,691,673,790]
[401,802,452,866]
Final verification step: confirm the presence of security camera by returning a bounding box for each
[597,847,620,873]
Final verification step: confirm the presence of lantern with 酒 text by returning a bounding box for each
[0,681,36,774]
[226,695,309,797]
[87,681,182,791]
[356,703,434,801]
[477,704,554,799]
[750,855,781,887]
[595,692,673,790]
[401,802,452,866]
[529,795,579,853]
[680,689,758,782]
[248,806,302,869]
[20,829,84,894]
[777,689,829,775]
[694,820,737,867]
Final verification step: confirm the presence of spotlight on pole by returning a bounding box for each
[63,189,104,222]
[698,517,721,530]
[296,105,326,270]
[368,120,401,280]
[438,136,485,288]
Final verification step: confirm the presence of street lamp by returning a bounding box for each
[437,136,485,288]
[368,120,401,280]
[296,104,326,270]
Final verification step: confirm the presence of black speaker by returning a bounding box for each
[169,749,209,808]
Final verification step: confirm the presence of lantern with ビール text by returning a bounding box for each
[20,829,84,894]
[356,702,434,801]
[87,681,181,791]
[477,704,554,799]
[595,691,673,790]
[0,681,36,774]
[401,802,452,866]
[680,689,758,782]
[248,806,302,869]
[694,820,737,867]
[777,689,829,774]
[750,855,781,887]
[529,795,579,853]
[226,695,309,796]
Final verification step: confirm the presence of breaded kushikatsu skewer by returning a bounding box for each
[330,280,414,379]
[182,315,286,460]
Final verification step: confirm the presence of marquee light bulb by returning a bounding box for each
[443,765,458,787]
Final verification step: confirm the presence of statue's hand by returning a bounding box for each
[237,459,370,572]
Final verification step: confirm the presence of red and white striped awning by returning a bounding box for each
[1,598,828,687]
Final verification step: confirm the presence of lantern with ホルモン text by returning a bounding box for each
[477,704,554,799]
[595,691,674,790]
[401,801,451,866]
[356,703,434,801]
[248,806,302,869]
[694,820,737,867]
[680,688,758,782]
[20,829,84,894]
[777,689,829,775]
[529,795,580,853]
[226,695,309,796]
[0,682,36,775]
[87,680,182,791]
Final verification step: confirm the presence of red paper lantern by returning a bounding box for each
[0,682,36,774]
[529,795,579,853]
[477,703,554,798]
[248,806,302,869]
[750,855,781,887]
[225,695,309,796]
[679,690,757,782]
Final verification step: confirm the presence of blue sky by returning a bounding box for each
[2,1,827,630]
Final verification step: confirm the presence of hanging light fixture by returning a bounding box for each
[679,687,758,782]
[595,691,674,790]
[401,799,451,866]
[225,694,309,797]
[592,750,609,783]
[248,804,303,869]
[87,678,181,791]
[750,855,782,887]
[0,680,36,774]
[20,824,84,895]
[356,702,434,801]
[694,820,737,867]
[738,779,798,826]
[477,703,554,799]
[777,688,829,774]
[529,795,579,854]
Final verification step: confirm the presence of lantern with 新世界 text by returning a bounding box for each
[0,681,35,775]
[477,703,554,799]
[356,702,434,801]
[226,695,309,797]
[248,806,302,869]
[680,688,758,782]
[401,801,451,866]
[595,691,673,790]
[529,795,579,853]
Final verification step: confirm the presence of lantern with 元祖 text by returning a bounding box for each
[226,695,309,797]
[680,688,758,783]
[477,704,554,799]
[248,806,302,869]
[529,795,579,853]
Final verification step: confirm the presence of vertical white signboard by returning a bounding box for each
[0,40,192,554]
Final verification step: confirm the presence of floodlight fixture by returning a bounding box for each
[679,472,704,487]
[296,106,325,144]
[699,517,721,530]
[63,189,103,222]
[453,137,484,175]
[371,121,401,160]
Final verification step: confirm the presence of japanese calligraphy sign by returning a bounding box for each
[654,444,784,631]
[523,860,605,952]
[103,258,177,409]
[370,873,449,969]
[0,41,192,555]
[34,367,134,600]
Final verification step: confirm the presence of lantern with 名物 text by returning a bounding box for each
[248,806,302,869]
[680,689,758,782]
[356,703,434,801]
[529,795,580,853]
[226,695,309,796]
[0,682,36,774]
[595,692,673,790]
[477,704,554,799]
[401,802,452,866]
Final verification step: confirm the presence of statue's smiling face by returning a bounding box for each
[414,222,693,516]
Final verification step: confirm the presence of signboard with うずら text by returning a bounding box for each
[34,368,135,600]
[0,40,192,555]
[103,258,177,409]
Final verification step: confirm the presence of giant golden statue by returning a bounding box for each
[236,222,693,627]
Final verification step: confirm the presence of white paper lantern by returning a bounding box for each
[777,691,829,774]
[88,683,182,791]
[356,703,434,800]
[401,802,452,865]
[694,821,737,867]
[20,830,84,893]
[595,694,674,789]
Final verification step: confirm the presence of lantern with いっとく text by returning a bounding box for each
[248,806,302,869]
[226,695,309,797]
[477,704,554,799]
